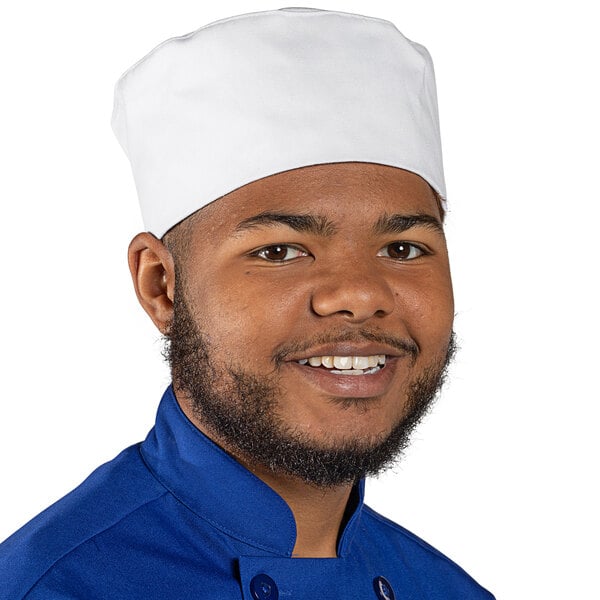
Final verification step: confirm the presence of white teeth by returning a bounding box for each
[297,354,387,371]
[331,366,381,376]
[333,356,353,370]
[321,355,334,368]
[353,356,370,370]
[333,369,364,375]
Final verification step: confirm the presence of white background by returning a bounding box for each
[1,1,598,597]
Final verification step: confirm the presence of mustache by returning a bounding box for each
[272,330,419,366]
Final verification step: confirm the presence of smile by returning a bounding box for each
[296,355,386,375]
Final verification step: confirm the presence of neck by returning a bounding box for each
[177,393,354,557]
[245,460,354,558]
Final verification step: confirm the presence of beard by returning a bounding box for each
[165,283,456,488]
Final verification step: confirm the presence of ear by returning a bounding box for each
[128,232,176,334]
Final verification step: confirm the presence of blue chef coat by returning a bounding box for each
[0,386,494,599]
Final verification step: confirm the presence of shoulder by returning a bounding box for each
[0,444,167,599]
[358,505,495,599]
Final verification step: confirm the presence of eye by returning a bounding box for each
[254,244,308,262]
[377,242,426,260]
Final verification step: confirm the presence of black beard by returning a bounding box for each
[166,285,456,488]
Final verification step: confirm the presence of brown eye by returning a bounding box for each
[378,242,425,260]
[255,245,307,261]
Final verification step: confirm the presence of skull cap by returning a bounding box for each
[112,8,446,237]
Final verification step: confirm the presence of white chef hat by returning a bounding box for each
[112,8,446,238]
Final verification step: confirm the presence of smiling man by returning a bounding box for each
[0,8,494,599]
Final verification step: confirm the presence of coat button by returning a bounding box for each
[250,574,279,600]
[373,575,395,600]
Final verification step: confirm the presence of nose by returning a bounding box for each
[310,264,396,322]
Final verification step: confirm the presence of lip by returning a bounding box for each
[286,355,404,398]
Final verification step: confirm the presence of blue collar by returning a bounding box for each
[140,386,365,557]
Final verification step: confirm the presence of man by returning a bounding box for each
[0,8,494,599]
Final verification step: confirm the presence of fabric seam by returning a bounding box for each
[23,490,169,598]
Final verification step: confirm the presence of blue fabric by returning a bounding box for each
[0,386,495,599]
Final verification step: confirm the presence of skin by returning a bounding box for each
[128,162,454,557]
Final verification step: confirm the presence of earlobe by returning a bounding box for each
[128,232,175,334]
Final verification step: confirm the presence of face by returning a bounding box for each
[167,163,454,485]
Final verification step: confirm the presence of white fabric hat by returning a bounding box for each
[112,8,445,238]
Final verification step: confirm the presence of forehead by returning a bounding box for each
[185,162,441,241]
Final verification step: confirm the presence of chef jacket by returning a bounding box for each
[0,386,495,599]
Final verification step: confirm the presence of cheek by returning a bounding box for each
[194,272,307,355]
[222,275,306,322]
[394,271,454,349]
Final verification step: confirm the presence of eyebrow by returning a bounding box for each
[373,213,444,236]
[234,212,337,237]
[234,211,444,238]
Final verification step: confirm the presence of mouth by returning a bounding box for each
[288,352,402,399]
[279,338,415,398]
[296,354,386,376]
